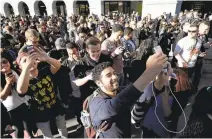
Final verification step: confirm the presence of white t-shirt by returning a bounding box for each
[174,36,201,68]
[1,70,30,111]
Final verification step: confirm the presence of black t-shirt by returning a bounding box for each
[27,66,61,122]
[62,59,78,71]
[48,49,68,61]
[179,114,212,138]
[73,53,113,100]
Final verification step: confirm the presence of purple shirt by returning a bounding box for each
[143,95,173,137]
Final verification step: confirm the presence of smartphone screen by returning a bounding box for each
[6,72,13,77]
[154,45,163,54]
[23,45,35,54]
[154,45,168,72]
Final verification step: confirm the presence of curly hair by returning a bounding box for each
[92,62,112,82]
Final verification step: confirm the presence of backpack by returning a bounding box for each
[81,89,111,139]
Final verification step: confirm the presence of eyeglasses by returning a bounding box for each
[188,30,197,33]
[1,59,9,64]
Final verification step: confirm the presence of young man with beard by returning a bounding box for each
[88,52,168,138]
[193,21,210,89]
[16,47,68,138]
[73,37,113,101]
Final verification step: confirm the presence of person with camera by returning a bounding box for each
[87,52,168,138]
[101,24,125,86]
[121,27,137,67]
[16,46,68,138]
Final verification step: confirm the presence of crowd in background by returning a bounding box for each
[1,9,212,138]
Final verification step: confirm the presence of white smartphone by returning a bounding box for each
[154,45,163,54]
[153,45,168,73]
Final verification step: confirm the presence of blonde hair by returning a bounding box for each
[25,29,39,40]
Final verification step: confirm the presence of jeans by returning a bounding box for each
[8,103,37,138]
[193,57,203,88]
[70,97,83,125]
[36,115,68,139]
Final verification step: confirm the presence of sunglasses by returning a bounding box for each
[1,59,9,64]
[30,40,39,44]
[188,30,197,33]
[80,36,86,38]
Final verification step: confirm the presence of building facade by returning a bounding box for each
[0,0,143,18]
[142,0,212,18]
[1,0,212,18]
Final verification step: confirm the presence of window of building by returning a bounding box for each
[104,1,130,14]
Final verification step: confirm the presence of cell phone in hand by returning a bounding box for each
[120,46,126,51]
[153,39,159,47]
[154,45,168,73]
[6,72,13,77]
[153,45,163,54]
[199,52,207,57]
[23,45,35,54]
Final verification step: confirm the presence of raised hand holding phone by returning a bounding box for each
[153,45,168,73]
[153,45,163,54]
[114,46,124,55]
[5,73,16,85]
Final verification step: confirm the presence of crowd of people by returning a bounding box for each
[1,9,212,138]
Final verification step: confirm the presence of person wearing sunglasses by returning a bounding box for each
[1,50,36,138]
[174,24,201,88]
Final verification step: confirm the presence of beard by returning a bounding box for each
[111,79,119,90]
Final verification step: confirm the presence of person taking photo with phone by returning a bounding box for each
[16,47,68,139]
[1,50,36,138]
